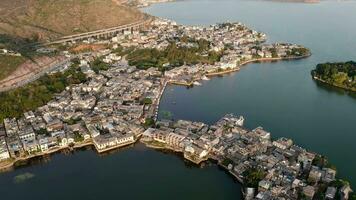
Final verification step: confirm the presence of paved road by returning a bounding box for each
[0,58,71,93]
[42,19,151,46]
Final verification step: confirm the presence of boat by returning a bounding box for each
[201,76,210,81]
[236,116,244,126]
[193,81,202,86]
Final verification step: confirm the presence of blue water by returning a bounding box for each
[143,0,356,186]
[0,1,355,199]
[0,144,242,199]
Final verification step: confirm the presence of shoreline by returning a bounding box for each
[141,141,245,184]
[0,0,355,198]
[145,53,312,195]
[0,16,317,199]
[166,53,311,87]
[0,141,92,172]
[3,12,348,199]
[312,76,356,93]
[1,138,244,187]
[0,138,140,172]
[126,142,248,187]
[3,137,247,191]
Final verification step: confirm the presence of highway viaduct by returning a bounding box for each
[42,20,151,46]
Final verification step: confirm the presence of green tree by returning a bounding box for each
[243,168,266,188]
[36,128,49,136]
[0,63,87,122]
[141,98,153,105]
[144,118,155,128]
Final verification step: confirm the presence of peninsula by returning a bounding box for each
[311,61,356,92]
[0,18,354,200]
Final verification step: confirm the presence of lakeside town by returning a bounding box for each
[1,18,353,199]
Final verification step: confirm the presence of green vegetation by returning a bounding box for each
[146,140,166,148]
[243,168,266,188]
[160,110,173,120]
[221,158,234,166]
[311,61,356,92]
[90,58,110,73]
[287,47,310,57]
[141,97,153,105]
[312,155,329,168]
[0,65,87,121]
[73,131,84,143]
[0,34,39,58]
[270,48,278,58]
[0,55,26,80]
[64,117,82,125]
[111,45,132,56]
[269,47,310,58]
[126,39,223,70]
[35,128,49,136]
[350,193,356,200]
[330,179,350,189]
[144,117,155,128]
[314,182,328,200]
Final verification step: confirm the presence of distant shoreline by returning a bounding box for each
[261,0,320,4]
[167,53,311,87]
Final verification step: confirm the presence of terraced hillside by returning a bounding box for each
[0,0,145,42]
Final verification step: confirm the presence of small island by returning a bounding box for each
[311,61,356,92]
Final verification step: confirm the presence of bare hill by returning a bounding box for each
[0,0,145,42]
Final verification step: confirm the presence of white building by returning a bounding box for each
[166,133,185,147]
[0,138,10,161]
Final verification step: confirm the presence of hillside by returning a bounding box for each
[0,0,145,42]
[0,0,146,83]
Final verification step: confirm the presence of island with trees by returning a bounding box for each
[311,61,356,92]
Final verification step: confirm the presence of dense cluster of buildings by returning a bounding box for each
[141,115,353,200]
[112,19,309,85]
[0,19,350,199]
[0,58,163,160]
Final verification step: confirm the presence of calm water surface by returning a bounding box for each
[1,1,355,199]
[0,144,242,200]
[143,0,356,186]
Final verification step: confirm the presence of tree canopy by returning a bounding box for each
[126,39,223,71]
[0,65,87,121]
[311,61,356,91]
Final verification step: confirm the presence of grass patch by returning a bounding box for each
[0,55,26,80]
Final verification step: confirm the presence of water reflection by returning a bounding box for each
[313,80,356,99]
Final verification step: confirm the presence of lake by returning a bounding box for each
[0,144,242,199]
[143,0,356,187]
[0,1,355,199]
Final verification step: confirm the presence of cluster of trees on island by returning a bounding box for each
[311,61,356,92]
